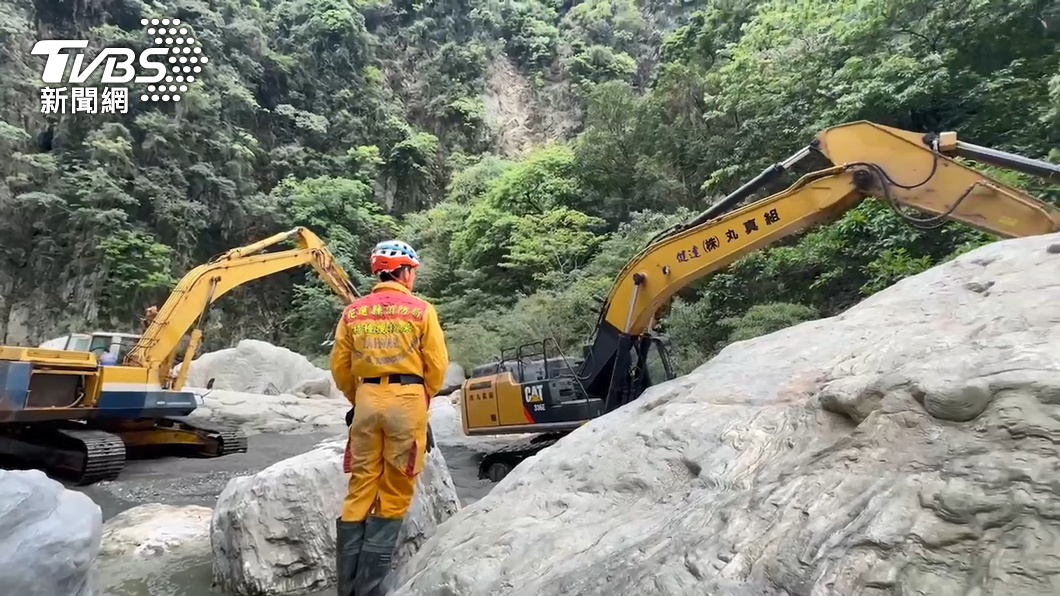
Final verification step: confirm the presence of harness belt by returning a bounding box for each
[362,374,424,385]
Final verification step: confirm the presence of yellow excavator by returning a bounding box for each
[0,227,359,484]
[460,120,1060,482]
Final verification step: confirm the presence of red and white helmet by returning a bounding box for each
[370,240,421,274]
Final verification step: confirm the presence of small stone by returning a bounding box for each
[963,280,994,294]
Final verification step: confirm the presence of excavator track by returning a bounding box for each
[478,432,566,482]
[159,417,248,456]
[71,429,127,484]
[0,425,126,485]
[0,418,247,485]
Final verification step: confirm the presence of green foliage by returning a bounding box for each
[482,144,584,214]
[859,248,934,296]
[506,207,607,285]
[444,154,514,204]
[499,1,561,69]
[566,45,637,87]
[271,175,396,347]
[439,208,690,368]
[97,230,176,322]
[275,176,396,255]
[717,302,819,343]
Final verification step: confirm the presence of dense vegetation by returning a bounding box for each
[1,0,1058,374]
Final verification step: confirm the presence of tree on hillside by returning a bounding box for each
[0,0,1055,373]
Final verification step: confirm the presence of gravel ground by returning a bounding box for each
[440,440,508,507]
[70,427,500,521]
[69,427,348,521]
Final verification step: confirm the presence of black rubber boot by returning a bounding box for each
[336,518,365,596]
[352,515,404,596]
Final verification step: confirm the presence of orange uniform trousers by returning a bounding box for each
[340,378,429,522]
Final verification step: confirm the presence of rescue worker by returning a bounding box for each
[329,239,449,596]
[143,305,159,330]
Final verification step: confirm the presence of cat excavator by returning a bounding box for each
[460,120,1060,482]
[0,227,359,484]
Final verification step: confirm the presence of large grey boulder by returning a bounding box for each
[0,470,102,596]
[211,432,461,595]
[392,232,1060,595]
[184,338,343,399]
[187,388,349,434]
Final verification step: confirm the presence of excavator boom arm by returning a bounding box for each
[604,121,1060,337]
[576,121,1060,404]
[125,227,359,368]
[459,120,1060,482]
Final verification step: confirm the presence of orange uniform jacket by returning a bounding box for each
[329,281,449,404]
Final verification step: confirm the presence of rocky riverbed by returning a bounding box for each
[2,340,491,596]
[73,429,345,521]
[9,233,1059,596]
[75,416,490,595]
[80,400,505,596]
[75,429,347,596]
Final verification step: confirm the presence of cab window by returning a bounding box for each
[89,336,112,354]
[644,339,674,386]
[118,336,140,361]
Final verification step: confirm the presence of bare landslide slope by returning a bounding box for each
[393,231,1060,596]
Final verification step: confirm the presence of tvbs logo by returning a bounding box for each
[33,17,208,113]
[33,40,167,85]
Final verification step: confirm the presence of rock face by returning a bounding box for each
[212,433,461,595]
[392,232,1060,596]
[0,470,102,596]
[185,338,342,399]
[100,503,212,558]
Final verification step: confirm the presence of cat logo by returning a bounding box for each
[523,384,544,404]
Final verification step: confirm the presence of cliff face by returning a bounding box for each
[392,231,1060,596]
[0,0,645,348]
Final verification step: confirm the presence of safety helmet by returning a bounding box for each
[370,239,420,274]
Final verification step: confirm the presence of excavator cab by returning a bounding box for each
[468,339,584,383]
[86,333,142,363]
[41,332,144,364]
[462,338,600,436]
[636,333,676,393]
[463,333,675,435]
[502,339,584,383]
[62,334,92,352]
[466,333,676,481]
[589,331,677,415]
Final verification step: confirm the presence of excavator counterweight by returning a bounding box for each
[0,227,358,484]
[461,120,1060,483]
